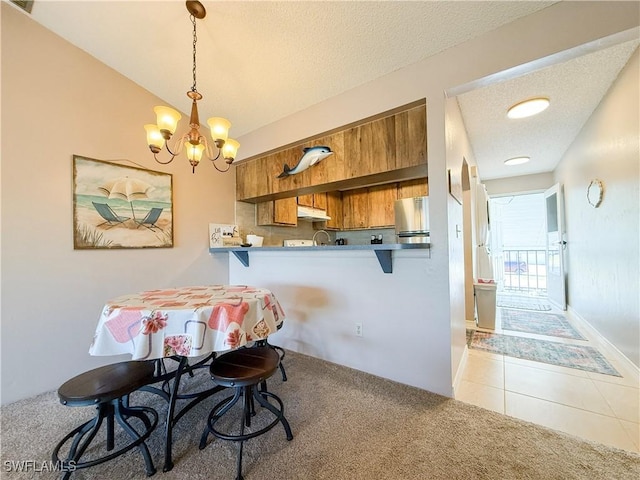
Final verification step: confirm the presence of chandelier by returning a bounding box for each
[144,1,239,173]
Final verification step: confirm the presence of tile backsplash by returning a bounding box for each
[235,201,395,246]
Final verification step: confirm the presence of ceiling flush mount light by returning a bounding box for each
[504,156,530,166]
[507,97,550,119]
[144,1,239,173]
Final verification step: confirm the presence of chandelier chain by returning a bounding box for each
[191,14,198,93]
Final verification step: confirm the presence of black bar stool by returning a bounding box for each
[255,322,287,381]
[52,361,158,479]
[199,347,293,480]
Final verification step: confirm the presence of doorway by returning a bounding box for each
[488,193,547,298]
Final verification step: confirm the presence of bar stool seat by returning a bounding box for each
[52,361,158,479]
[199,347,293,480]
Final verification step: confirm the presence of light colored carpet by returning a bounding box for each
[1,351,638,479]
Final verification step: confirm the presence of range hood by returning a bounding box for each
[297,205,331,222]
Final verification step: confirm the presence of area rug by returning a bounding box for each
[497,295,552,311]
[500,308,586,340]
[468,330,621,377]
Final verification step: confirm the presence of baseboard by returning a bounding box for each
[567,305,640,375]
[452,345,469,398]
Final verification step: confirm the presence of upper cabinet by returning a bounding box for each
[235,101,427,203]
[342,189,369,230]
[367,184,398,228]
[397,178,429,199]
[394,106,427,169]
[344,116,396,178]
[256,197,298,226]
[297,193,327,210]
[324,192,343,230]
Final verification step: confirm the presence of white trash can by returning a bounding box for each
[474,282,497,330]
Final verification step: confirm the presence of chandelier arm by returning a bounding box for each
[153,151,178,165]
[202,140,222,163]
[211,159,231,173]
[199,135,221,162]
[200,138,230,172]
[165,135,187,157]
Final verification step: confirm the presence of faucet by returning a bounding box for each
[312,230,330,246]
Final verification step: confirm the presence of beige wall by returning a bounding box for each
[554,48,639,366]
[1,4,235,404]
[1,2,638,404]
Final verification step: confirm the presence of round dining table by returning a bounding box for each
[89,284,286,472]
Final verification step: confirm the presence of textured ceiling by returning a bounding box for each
[457,38,639,180]
[14,1,638,180]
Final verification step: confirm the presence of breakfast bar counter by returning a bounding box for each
[209,243,430,273]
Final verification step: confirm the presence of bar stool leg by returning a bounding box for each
[199,388,243,450]
[106,404,115,451]
[56,413,105,480]
[114,401,157,476]
[252,389,293,441]
[237,390,248,480]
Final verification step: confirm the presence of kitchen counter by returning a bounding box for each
[209,243,430,273]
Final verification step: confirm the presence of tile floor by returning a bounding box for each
[456,297,640,454]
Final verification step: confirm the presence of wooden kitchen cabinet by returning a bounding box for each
[256,197,297,226]
[395,106,427,169]
[342,189,369,229]
[297,194,314,207]
[368,184,397,228]
[344,115,396,179]
[338,183,399,230]
[324,191,343,230]
[297,193,327,210]
[236,101,427,202]
[397,178,428,199]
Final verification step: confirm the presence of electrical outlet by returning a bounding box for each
[355,322,363,337]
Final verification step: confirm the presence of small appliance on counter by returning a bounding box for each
[283,239,315,247]
[394,196,430,244]
[246,234,263,247]
[370,235,383,244]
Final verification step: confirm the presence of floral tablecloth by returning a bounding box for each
[90,285,285,360]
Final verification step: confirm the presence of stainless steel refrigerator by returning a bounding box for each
[394,196,429,244]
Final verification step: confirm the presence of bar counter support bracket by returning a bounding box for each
[374,250,393,274]
[232,251,249,267]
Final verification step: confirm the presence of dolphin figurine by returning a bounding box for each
[277,146,333,178]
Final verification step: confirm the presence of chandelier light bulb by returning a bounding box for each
[144,124,165,152]
[222,139,240,162]
[186,143,205,162]
[207,117,231,145]
[153,106,182,136]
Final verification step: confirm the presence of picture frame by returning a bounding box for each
[209,223,240,248]
[73,155,173,249]
[448,168,463,205]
